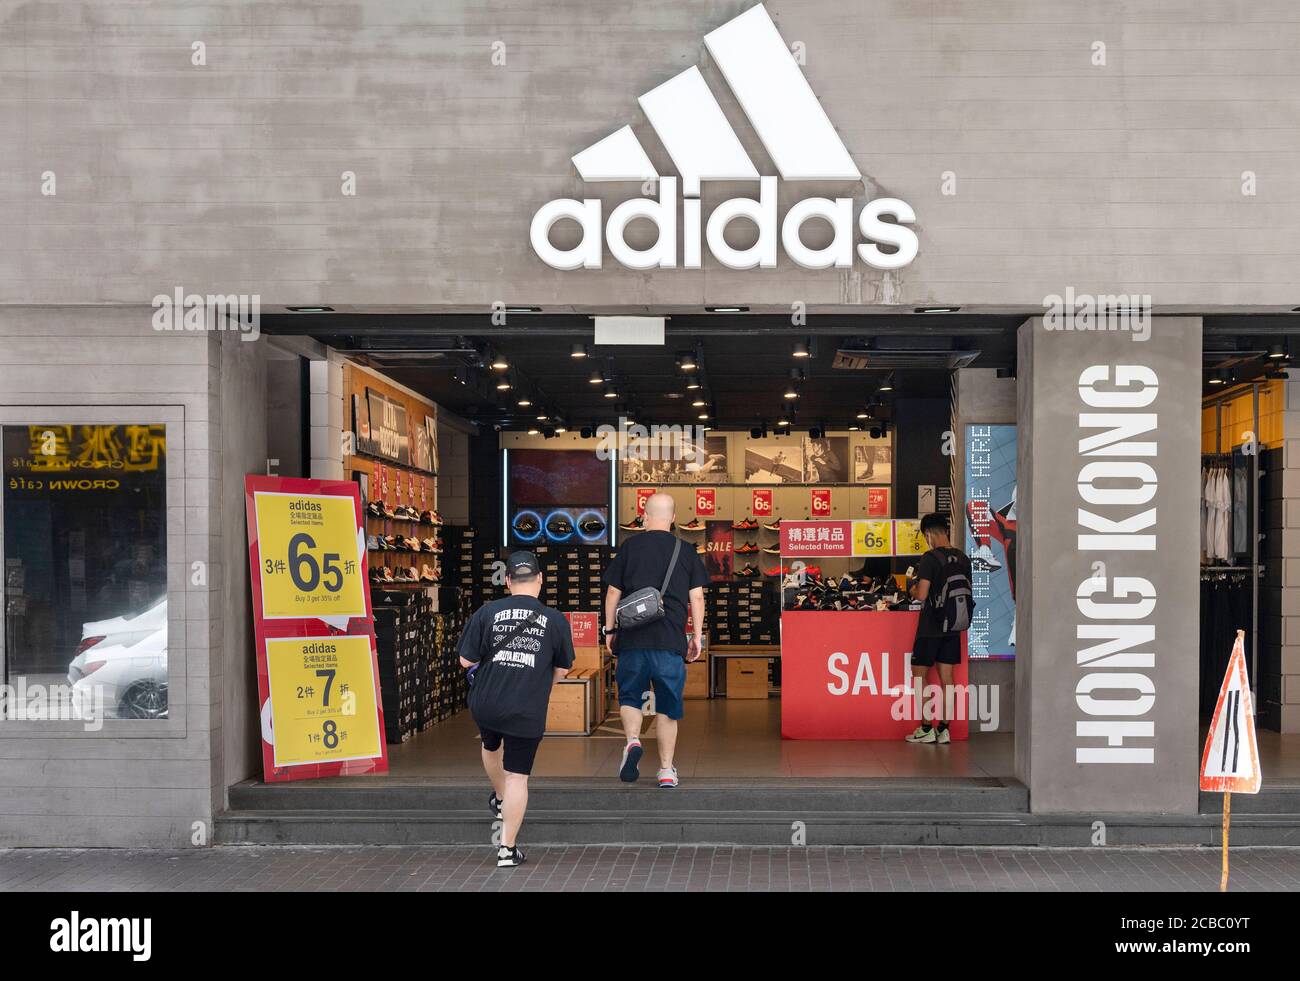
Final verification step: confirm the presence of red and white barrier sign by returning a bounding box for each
[811,488,832,516]
[752,489,773,516]
[635,487,656,515]
[695,487,716,516]
[781,611,970,739]
[1200,631,1261,794]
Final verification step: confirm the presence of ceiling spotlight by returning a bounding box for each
[536,412,549,421]
[543,426,557,439]
[1269,342,1287,359]
[677,351,699,371]
[698,412,710,421]
[856,409,870,420]
[685,377,701,390]
[879,374,894,393]
[776,417,790,427]
[496,373,513,391]
[603,384,619,399]
[490,353,510,371]
[588,367,605,384]
[996,367,1016,379]
[579,426,594,439]
[783,383,800,400]
[516,396,532,407]
[691,396,707,408]
[526,428,539,436]
[849,425,860,432]
[750,426,765,439]
[570,343,589,358]
[1208,368,1228,386]
[809,426,824,440]
[555,425,568,434]
[792,339,810,359]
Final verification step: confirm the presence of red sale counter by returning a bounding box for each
[780,610,969,740]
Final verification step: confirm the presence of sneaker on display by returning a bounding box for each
[735,541,759,554]
[679,518,705,531]
[905,726,937,744]
[736,564,760,577]
[579,516,607,535]
[761,544,781,554]
[366,535,383,552]
[762,519,782,531]
[619,515,644,531]
[420,564,440,583]
[732,517,759,530]
[496,845,526,868]
[423,510,444,526]
[366,501,386,519]
[546,514,574,536]
[512,515,539,537]
[657,767,679,789]
[971,543,1003,572]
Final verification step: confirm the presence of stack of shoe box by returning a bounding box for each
[708,579,779,646]
[373,592,424,743]
[533,543,609,612]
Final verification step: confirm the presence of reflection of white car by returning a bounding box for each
[68,599,168,720]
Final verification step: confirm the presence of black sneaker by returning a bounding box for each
[579,516,606,535]
[489,793,503,819]
[513,514,539,536]
[496,845,526,868]
[546,514,574,537]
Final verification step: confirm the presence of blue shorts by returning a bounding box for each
[615,648,686,720]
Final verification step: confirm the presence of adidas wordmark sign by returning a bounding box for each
[530,4,918,273]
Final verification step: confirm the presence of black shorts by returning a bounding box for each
[912,633,962,667]
[478,726,543,775]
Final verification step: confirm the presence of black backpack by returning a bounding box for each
[930,547,975,633]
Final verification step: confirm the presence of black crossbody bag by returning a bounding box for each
[467,611,541,686]
[613,536,683,633]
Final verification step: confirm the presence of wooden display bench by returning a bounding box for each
[709,644,780,699]
[545,633,610,736]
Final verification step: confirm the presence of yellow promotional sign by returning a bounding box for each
[254,492,367,619]
[852,519,894,556]
[894,519,928,556]
[265,635,381,768]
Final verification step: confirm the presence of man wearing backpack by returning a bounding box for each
[905,513,974,745]
[458,551,575,867]
[602,493,708,788]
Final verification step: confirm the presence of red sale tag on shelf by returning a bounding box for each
[867,487,890,517]
[695,487,716,516]
[752,489,773,515]
[636,487,656,515]
[811,488,832,516]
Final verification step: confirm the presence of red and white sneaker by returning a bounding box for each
[657,767,679,789]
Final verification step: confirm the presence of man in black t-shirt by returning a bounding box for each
[905,513,972,745]
[458,551,574,867]
[603,493,708,789]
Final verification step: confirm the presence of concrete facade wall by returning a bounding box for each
[3,1,1300,310]
[0,307,220,845]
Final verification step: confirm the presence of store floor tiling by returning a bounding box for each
[379,700,1017,780]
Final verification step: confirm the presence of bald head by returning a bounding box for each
[643,492,677,530]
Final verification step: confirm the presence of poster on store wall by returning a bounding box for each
[801,436,849,482]
[852,434,892,484]
[745,438,803,483]
[620,434,727,484]
[965,424,1017,659]
[703,520,734,581]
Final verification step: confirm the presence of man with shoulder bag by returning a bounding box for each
[905,513,975,745]
[602,493,708,788]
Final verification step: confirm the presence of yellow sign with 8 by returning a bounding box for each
[266,634,381,767]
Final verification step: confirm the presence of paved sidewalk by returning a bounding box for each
[2,845,1299,891]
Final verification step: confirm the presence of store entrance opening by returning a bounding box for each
[268,315,1023,785]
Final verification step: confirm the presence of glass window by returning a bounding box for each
[2,424,168,722]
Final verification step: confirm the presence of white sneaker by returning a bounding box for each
[619,740,643,782]
[936,726,951,745]
[657,767,679,789]
[905,726,937,744]
[971,544,1002,572]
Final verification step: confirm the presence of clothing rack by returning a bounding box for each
[1200,383,1263,701]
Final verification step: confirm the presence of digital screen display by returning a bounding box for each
[508,449,610,508]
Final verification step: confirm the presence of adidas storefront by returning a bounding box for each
[2,1,1300,848]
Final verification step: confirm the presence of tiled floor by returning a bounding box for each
[376,700,1300,784]
[3,844,1299,891]
[382,699,1016,780]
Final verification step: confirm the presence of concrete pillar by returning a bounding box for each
[1017,316,1202,813]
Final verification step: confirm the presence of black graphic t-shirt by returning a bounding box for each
[914,546,973,638]
[458,595,575,738]
[603,530,709,656]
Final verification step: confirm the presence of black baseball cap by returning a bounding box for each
[506,551,540,579]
